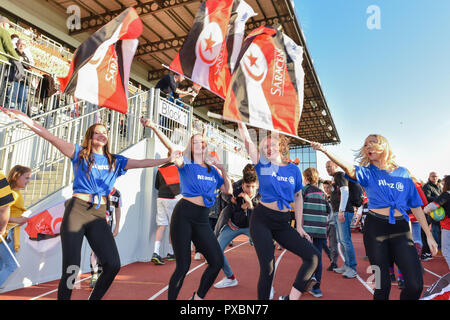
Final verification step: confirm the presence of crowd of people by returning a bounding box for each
[0,14,448,302]
[0,103,448,300]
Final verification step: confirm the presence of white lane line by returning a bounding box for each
[337,244,374,294]
[29,275,92,300]
[148,240,250,300]
[424,267,442,279]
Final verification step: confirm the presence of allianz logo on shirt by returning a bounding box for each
[271,172,295,185]
[378,179,404,192]
[93,164,110,171]
[197,174,217,183]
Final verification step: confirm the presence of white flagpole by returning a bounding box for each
[0,233,21,268]
[206,111,313,145]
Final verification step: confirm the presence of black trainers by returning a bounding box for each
[151,252,165,265]
[398,279,405,290]
[278,295,289,300]
[165,253,176,261]
[327,263,337,271]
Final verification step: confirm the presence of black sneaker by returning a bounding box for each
[327,263,338,271]
[151,253,165,265]
[278,295,289,300]
[165,253,176,261]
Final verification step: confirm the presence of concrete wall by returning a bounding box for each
[0,135,250,293]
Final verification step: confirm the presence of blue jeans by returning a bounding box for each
[217,224,250,278]
[431,223,441,250]
[0,232,17,287]
[335,211,357,270]
[410,221,422,247]
[312,238,327,287]
[7,81,28,113]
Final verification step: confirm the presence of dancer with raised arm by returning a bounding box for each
[141,118,232,300]
[237,122,319,300]
[2,108,181,300]
[311,135,438,300]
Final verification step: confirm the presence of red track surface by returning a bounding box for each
[0,232,447,300]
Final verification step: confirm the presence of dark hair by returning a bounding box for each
[243,168,258,184]
[443,176,450,193]
[323,180,332,186]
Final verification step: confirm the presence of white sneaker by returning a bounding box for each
[214,277,238,289]
[342,268,358,279]
[194,252,201,260]
[333,265,348,274]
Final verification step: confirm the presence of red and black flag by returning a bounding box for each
[59,8,142,114]
[223,25,305,137]
[169,0,255,99]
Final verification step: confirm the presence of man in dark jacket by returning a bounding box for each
[422,171,443,258]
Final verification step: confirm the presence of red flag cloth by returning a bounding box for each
[59,8,142,114]
[24,202,65,240]
[169,0,255,99]
[223,25,305,137]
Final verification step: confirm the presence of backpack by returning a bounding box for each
[348,180,365,207]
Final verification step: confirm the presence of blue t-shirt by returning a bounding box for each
[177,157,225,208]
[254,157,303,211]
[346,164,423,224]
[71,144,129,207]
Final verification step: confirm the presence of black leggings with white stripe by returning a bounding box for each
[363,211,423,300]
[250,204,319,300]
[58,197,121,300]
[168,198,223,300]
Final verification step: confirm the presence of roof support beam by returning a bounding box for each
[69,0,199,35]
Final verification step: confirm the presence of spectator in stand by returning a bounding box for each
[0,165,31,288]
[0,171,14,235]
[422,172,442,257]
[325,161,358,279]
[424,175,450,268]
[8,37,32,113]
[323,180,338,271]
[155,73,188,103]
[302,167,331,298]
[0,17,20,62]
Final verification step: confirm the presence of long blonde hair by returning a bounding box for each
[355,134,398,170]
[258,132,290,164]
[183,134,212,172]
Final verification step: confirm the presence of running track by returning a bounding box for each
[0,232,448,300]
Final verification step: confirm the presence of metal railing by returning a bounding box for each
[0,85,248,208]
[0,90,151,207]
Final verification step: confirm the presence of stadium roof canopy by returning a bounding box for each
[46,0,340,146]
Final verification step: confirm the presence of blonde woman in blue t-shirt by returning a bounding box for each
[238,123,319,300]
[312,134,438,300]
[2,108,181,300]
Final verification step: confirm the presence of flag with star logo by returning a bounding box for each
[168,0,255,99]
[59,7,142,114]
[223,25,305,137]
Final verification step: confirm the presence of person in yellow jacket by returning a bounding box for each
[0,165,31,287]
[0,171,14,235]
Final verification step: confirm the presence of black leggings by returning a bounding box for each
[57,197,121,300]
[363,211,423,300]
[250,204,319,300]
[168,198,224,300]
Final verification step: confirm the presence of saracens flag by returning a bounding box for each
[168,0,255,99]
[223,26,305,137]
[59,8,143,114]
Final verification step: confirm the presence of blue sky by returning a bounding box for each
[292,0,450,181]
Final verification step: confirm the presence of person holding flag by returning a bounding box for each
[0,165,31,288]
[1,108,181,300]
[237,122,319,300]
